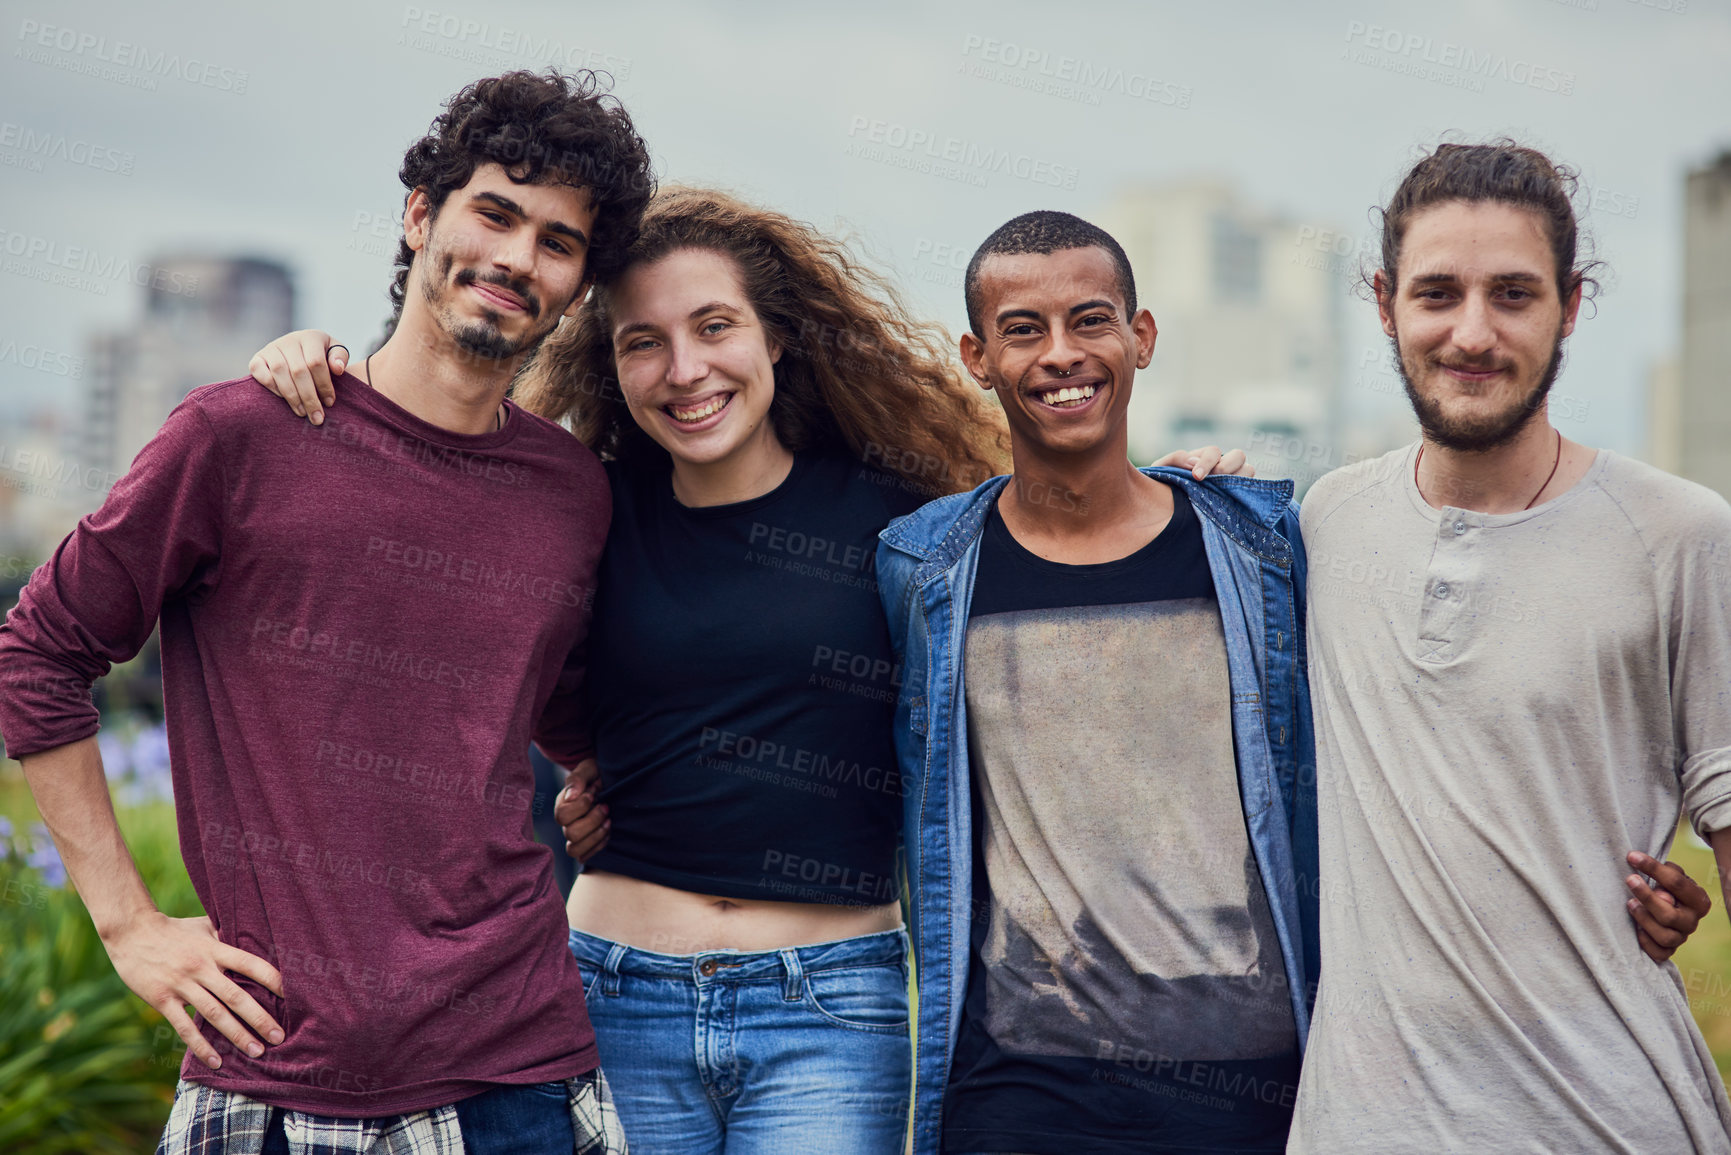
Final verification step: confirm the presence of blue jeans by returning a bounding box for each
[568,926,913,1154]
[260,1081,573,1153]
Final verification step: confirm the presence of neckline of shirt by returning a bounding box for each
[656,450,820,520]
[986,485,1194,576]
[332,370,524,451]
[1398,440,1612,527]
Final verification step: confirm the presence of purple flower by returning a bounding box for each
[98,731,130,777]
[25,822,66,888]
[124,722,174,804]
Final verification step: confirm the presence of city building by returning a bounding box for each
[1676,151,1731,498]
[0,407,75,560]
[1646,356,1681,476]
[81,256,294,490]
[1096,180,1348,492]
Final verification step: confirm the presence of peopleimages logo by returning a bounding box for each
[1342,21,1576,95]
[0,443,118,495]
[959,35,1193,109]
[0,339,83,378]
[0,122,134,175]
[846,116,1080,190]
[0,228,200,298]
[15,19,249,93]
[398,6,632,78]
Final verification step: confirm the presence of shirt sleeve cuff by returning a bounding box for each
[1682,746,1731,837]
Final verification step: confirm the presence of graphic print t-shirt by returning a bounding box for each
[942,485,1299,1154]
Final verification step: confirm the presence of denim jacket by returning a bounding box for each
[876,467,1320,1155]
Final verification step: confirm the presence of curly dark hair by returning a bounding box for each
[390,69,654,316]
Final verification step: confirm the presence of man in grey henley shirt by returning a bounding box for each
[1290,142,1731,1153]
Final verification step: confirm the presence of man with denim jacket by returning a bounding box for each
[877,212,1318,1155]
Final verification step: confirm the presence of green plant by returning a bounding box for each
[0,799,198,1154]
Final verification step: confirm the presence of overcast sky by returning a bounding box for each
[3,0,1727,456]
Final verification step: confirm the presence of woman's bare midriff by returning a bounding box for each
[566,869,902,954]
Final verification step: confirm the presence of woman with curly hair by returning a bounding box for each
[251,186,1232,1152]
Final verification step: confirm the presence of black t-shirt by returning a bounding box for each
[584,451,927,905]
[944,485,1299,1154]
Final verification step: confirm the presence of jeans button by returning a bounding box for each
[699,959,718,977]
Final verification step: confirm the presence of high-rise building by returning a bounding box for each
[1678,151,1731,498]
[1096,180,1347,492]
[81,256,294,490]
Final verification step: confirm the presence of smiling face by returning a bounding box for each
[406,162,598,361]
[960,246,1156,461]
[1380,199,1581,453]
[607,247,785,469]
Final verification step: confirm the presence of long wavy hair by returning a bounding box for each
[513,187,1009,496]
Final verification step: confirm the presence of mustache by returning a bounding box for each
[1429,352,1514,375]
[454,267,540,316]
[1017,363,1106,393]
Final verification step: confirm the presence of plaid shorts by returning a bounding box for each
[155,1068,628,1155]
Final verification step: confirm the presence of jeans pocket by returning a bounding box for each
[522,1079,570,1102]
[574,960,600,1000]
[803,961,911,1033]
[568,932,607,999]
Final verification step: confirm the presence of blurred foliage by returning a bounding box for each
[1669,826,1731,1080]
[1,777,197,1154]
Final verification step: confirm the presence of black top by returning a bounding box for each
[944,486,1299,1154]
[966,486,1215,616]
[584,451,927,905]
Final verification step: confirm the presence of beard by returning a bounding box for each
[421,240,554,362]
[449,316,522,360]
[1393,324,1566,453]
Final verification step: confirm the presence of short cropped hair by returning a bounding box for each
[964,210,1137,336]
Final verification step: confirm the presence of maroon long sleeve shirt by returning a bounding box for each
[0,373,609,1115]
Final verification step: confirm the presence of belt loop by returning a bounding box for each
[779,948,805,1002]
[602,943,627,998]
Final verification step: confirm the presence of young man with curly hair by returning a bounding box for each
[0,70,652,1154]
